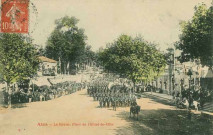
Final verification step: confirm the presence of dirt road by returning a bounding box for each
[0,90,212,135]
[0,89,129,135]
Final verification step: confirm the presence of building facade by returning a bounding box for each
[38,56,57,76]
[154,60,213,95]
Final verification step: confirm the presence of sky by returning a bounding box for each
[29,0,212,51]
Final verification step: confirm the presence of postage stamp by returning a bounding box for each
[1,0,29,33]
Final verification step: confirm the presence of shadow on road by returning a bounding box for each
[11,103,27,109]
[79,93,88,96]
[0,103,27,110]
[0,91,28,110]
[115,109,213,135]
[142,94,174,106]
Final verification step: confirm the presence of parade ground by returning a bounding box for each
[0,89,212,135]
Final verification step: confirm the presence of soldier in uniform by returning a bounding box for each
[90,85,93,95]
[99,96,103,108]
[87,86,90,95]
[130,95,137,106]
[103,96,106,107]
[93,92,96,101]
[97,92,101,101]
[111,96,117,111]
[106,96,110,108]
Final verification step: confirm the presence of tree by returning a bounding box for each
[0,33,39,107]
[176,3,213,68]
[76,45,96,70]
[45,16,87,74]
[37,46,46,56]
[98,35,166,89]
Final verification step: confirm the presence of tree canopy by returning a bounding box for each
[76,45,96,66]
[98,35,166,83]
[45,16,87,73]
[176,3,213,68]
[0,33,39,86]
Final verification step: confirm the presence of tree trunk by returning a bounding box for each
[7,82,11,108]
[133,80,136,93]
[64,63,67,75]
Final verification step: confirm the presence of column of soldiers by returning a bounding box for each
[87,81,137,111]
[3,81,86,104]
[32,81,86,102]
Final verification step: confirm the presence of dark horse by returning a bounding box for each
[130,105,140,120]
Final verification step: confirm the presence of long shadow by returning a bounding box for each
[11,103,27,109]
[115,109,213,135]
[0,103,27,109]
[79,93,88,96]
[142,94,174,106]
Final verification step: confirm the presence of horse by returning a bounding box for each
[130,105,140,120]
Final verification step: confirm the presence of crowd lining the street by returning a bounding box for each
[143,84,213,111]
[2,81,86,104]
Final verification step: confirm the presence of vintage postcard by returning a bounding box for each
[0,0,213,135]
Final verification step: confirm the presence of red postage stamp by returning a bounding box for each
[1,0,29,33]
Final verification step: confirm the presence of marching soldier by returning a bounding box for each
[99,97,103,108]
[106,96,110,108]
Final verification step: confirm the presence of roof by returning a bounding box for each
[38,56,57,63]
[205,70,213,78]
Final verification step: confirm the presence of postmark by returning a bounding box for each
[1,0,29,33]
